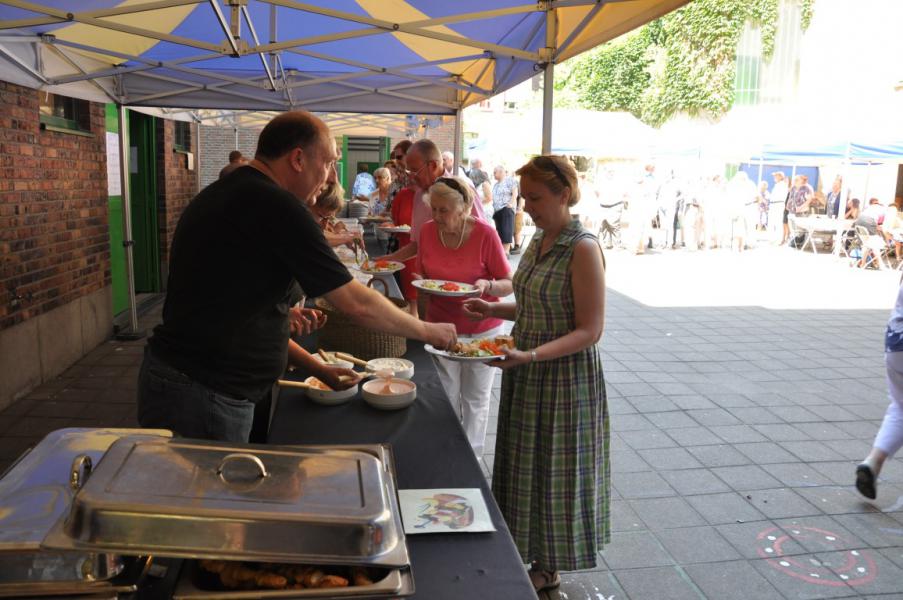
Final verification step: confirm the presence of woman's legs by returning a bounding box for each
[858,351,903,498]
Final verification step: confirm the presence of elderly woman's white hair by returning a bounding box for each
[373,166,391,181]
[428,176,474,209]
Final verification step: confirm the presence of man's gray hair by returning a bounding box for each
[410,138,442,163]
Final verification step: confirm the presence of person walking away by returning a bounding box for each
[219,150,248,179]
[463,155,608,594]
[857,278,903,499]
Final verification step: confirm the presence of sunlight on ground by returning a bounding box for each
[604,244,901,311]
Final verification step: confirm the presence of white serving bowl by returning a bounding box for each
[365,357,415,380]
[313,352,354,370]
[361,378,417,410]
[304,377,359,406]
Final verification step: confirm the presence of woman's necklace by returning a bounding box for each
[440,219,467,250]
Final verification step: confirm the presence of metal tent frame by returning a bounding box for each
[0,0,688,335]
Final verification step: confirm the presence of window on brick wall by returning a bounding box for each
[39,92,91,133]
[174,121,191,152]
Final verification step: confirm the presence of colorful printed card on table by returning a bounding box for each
[398,488,496,534]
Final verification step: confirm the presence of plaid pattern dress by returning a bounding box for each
[492,218,610,571]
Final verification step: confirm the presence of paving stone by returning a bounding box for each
[637,447,704,471]
[614,566,704,600]
[600,531,674,570]
[686,408,742,427]
[739,488,823,520]
[670,395,718,410]
[630,497,707,530]
[687,444,752,468]
[710,425,769,444]
[754,424,814,442]
[790,422,853,441]
[618,429,677,450]
[613,471,676,499]
[765,463,835,488]
[656,526,743,564]
[727,406,784,425]
[734,442,799,465]
[612,413,656,432]
[712,465,783,491]
[611,449,652,474]
[794,486,883,516]
[660,469,732,496]
[834,513,903,549]
[610,500,646,533]
[645,411,699,429]
[685,492,767,526]
[779,440,847,462]
[773,516,868,554]
[804,405,862,422]
[666,427,725,447]
[555,571,623,600]
[750,555,866,599]
[684,560,784,600]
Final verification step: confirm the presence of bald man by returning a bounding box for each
[138,111,456,442]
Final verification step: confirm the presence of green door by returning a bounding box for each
[128,111,160,293]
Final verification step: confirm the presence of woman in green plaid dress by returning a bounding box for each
[464,155,609,592]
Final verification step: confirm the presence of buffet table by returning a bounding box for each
[267,342,535,600]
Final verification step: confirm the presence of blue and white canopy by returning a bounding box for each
[0,0,687,115]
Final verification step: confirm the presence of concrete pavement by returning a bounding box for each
[2,244,902,599]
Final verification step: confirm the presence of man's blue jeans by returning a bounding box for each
[137,347,255,443]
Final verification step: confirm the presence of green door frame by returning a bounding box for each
[104,104,128,315]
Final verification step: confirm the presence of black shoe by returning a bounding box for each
[510,246,521,255]
[856,463,877,499]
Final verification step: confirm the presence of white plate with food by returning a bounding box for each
[379,225,412,234]
[412,279,480,297]
[358,259,405,275]
[365,357,414,380]
[359,215,391,222]
[424,336,514,362]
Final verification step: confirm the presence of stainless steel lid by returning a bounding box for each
[0,428,171,553]
[43,439,409,568]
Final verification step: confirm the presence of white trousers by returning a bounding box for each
[876,351,903,456]
[433,326,503,457]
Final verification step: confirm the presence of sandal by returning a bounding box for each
[529,562,561,592]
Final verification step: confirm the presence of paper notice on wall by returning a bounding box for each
[186,151,195,171]
[105,132,121,196]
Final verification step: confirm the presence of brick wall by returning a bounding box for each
[0,81,109,330]
[156,119,199,272]
[198,125,260,190]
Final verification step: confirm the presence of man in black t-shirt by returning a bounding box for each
[138,111,457,442]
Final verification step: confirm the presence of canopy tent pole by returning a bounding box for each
[834,143,852,257]
[453,107,463,175]
[115,104,144,340]
[541,4,558,155]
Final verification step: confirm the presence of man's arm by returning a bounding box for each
[323,278,455,348]
[381,241,417,263]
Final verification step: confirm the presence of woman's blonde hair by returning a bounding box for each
[428,176,474,211]
[515,155,580,207]
[315,181,345,214]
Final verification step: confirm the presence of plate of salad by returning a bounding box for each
[358,259,405,275]
[424,336,513,362]
[412,279,480,297]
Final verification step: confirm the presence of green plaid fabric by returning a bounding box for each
[492,218,610,571]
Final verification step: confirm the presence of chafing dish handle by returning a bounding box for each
[216,453,270,481]
[70,455,93,490]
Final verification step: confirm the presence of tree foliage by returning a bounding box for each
[557,0,815,127]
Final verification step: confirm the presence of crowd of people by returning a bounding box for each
[145,112,611,594]
[567,164,903,263]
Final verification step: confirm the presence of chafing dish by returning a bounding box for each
[43,439,414,599]
[0,427,169,597]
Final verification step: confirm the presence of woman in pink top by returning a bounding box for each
[416,177,512,456]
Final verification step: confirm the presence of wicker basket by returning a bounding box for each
[314,279,408,360]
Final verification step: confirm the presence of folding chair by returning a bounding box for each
[855,225,890,270]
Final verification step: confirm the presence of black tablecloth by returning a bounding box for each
[268,342,535,599]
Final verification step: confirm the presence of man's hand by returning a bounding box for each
[315,365,361,390]
[424,322,457,350]
[289,307,327,336]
